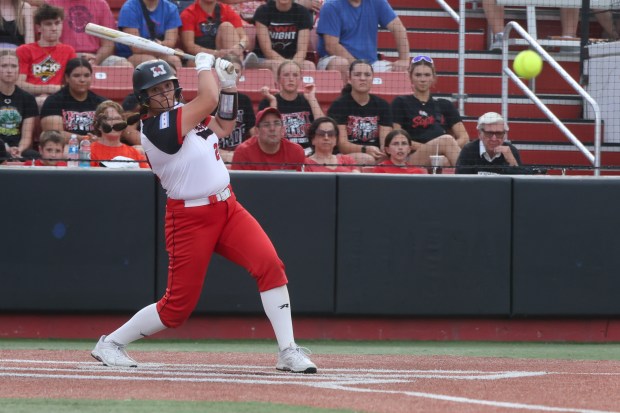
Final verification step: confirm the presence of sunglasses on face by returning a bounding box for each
[411,55,434,65]
[480,130,506,139]
[101,121,128,133]
[315,129,336,137]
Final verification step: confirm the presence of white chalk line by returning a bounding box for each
[0,358,618,413]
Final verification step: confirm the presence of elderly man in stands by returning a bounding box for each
[232,107,305,171]
[456,112,522,175]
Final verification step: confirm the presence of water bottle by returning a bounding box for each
[78,137,91,168]
[67,134,79,167]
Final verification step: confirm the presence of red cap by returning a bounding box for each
[255,107,282,125]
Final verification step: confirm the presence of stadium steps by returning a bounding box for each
[388,0,614,171]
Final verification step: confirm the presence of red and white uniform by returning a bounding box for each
[141,106,288,328]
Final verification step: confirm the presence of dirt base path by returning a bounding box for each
[1,349,620,413]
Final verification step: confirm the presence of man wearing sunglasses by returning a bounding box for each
[316,0,410,81]
[455,112,522,175]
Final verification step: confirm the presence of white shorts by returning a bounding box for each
[317,55,392,72]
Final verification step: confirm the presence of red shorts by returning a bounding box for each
[156,187,287,327]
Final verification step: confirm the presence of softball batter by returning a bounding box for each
[91,53,317,374]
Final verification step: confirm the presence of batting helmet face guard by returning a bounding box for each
[133,59,182,106]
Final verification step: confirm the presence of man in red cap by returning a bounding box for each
[232,107,306,171]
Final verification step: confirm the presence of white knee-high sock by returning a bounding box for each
[106,303,167,345]
[260,285,295,351]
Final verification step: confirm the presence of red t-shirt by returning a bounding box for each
[16,42,77,85]
[372,159,427,174]
[29,159,68,166]
[90,141,149,168]
[181,1,244,37]
[231,136,305,171]
[303,155,357,172]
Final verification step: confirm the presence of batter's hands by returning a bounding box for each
[195,52,215,73]
[215,58,237,89]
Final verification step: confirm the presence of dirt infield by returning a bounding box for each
[1,349,620,413]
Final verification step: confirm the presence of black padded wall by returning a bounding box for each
[335,174,513,316]
[0,169,156,311]
[512,177,620,315]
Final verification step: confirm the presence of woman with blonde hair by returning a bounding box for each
[0,0,34,48]
[391,55,469,168]
[90,100,148,168]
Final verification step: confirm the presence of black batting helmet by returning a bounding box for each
[132,59,181,106]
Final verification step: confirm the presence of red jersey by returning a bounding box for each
[232,136,305,171]
[373,159,427,174]
[303,155,357,172]
[28,159,68,167]
[181,1,244,37]
[90,141,149,168]
[16,42,77,85]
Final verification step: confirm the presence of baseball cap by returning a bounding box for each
[477,112,509,130]
[255,107,282,125]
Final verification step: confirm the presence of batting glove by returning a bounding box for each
[195,52,215,73]
[215,58,237,89]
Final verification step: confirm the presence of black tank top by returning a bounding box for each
[0,17,24,46]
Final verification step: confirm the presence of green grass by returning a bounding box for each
[0,399,357,413]
[2,338,620,360]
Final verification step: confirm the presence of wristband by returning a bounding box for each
[361,146,367,153]
[217,91,238,121]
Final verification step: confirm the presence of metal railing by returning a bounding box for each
[435,0,467,115]
[501,21,602,175]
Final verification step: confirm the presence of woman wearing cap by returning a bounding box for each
[391,55,469,168]
[90,54,317,374]
[89,100,148,168]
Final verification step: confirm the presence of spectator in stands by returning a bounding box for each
[246,0,315,72]
[327,59,391,165]
[456,112,522,175]
[181,0,249,61]
[16,3,77,107]
[40,57,106,142]
[222,0,321,23]
[303,116,359,172]
[120,93,142,146]
[216,54,255,164]
[90,100,149,168]
[483,1,579,51]
[391,55,467,168]
[232,107,305,170]
[372,129,426,174]
[117,0,183,69]
[593,9,619,41]
[316,0,410,83]
[0,50,38,158]
[258,60,322,152]
[48,0,132,67]
[0,0,34,48]
[28,130,67,166]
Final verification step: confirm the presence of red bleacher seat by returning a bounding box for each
[237,69,275,102]
[370,71,410,103]
[299,70,343,106]
[91,65,133,101]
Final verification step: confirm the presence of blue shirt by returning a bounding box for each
[316,0,397,63]
[116,0,182,57]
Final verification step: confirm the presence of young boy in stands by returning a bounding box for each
[29,130,67,166]
[16,4,77,108]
